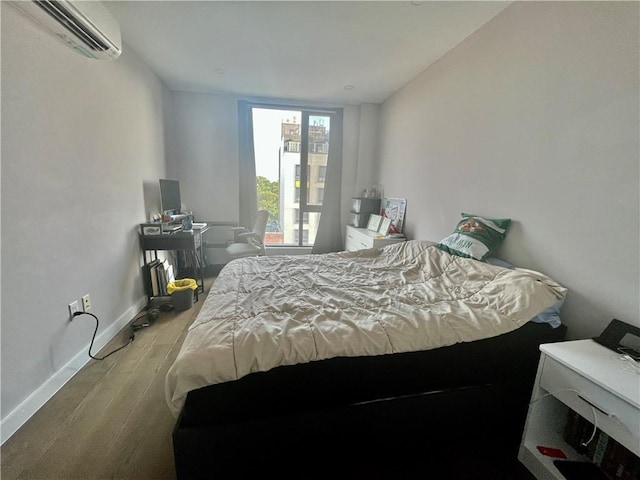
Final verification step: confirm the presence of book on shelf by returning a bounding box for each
[562,409,639,479]
[157,263,167,296]
[158,259,176,296]
[592,431,610,467]
[159,259,175,296]
[563,410,591,455]
[166,262,176,284]
[142,259,161,297]
[601,441,638,479]
[143,257,179,297]
[150,262,160,296]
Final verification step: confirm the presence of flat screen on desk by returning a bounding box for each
[160,179,181,213]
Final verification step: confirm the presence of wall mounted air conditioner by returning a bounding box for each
[11,0,122,60]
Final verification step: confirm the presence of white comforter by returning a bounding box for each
[165,240,566,416]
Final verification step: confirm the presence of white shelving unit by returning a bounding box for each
[518,339,640,479]
[344,225,405,251]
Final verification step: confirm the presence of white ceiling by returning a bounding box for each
[106,1,511,105]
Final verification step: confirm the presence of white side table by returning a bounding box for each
[344,225,405,251]
[518,339,640,479]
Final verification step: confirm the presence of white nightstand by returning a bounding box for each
[344,225,405,251]
[518,339,640,479]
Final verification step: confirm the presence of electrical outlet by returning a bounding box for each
[82,294,91,312]
[68,301,80,319]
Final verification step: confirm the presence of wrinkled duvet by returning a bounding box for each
[165,240,566,416]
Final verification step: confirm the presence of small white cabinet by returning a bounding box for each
[344,225,405,251]
[518,339,640,479]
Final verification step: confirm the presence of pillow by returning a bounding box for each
[436,213,511,261]
[486,257,564,328]
[461,212,511,230]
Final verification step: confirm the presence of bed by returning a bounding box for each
[166,239,567,478]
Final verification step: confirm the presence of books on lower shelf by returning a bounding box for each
[562,410,639,479]
[143,259,176,297]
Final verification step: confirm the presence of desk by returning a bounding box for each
[139,224,210,297]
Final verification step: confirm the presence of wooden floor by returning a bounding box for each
[1,278,215,480]
[2,275,536,480]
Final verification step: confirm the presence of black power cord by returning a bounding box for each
[73,311,135,361]
[130,308,160,331]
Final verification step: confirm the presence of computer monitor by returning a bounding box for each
[159,179,181,214]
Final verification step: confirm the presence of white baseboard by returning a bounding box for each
[0,296,148,445]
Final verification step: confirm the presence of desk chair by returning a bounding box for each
[226,210,269,260]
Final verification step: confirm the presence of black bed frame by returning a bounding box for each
[172,322,566,478]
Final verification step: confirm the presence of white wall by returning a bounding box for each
[353,103,381,197]
[1,4,170,433]
[376,2,639,339]
[168,92,240,223]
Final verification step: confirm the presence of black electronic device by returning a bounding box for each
[593,319,640,360]
[159,178,181,214]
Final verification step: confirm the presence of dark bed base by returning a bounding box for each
[172,322,566,478]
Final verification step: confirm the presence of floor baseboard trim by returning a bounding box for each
[0,296,148,445]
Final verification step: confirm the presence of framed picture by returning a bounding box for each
[367,214,382,232]
[380,198,407,234]
[378,217,392,235]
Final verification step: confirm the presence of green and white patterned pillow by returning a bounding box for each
[436,213,511,261]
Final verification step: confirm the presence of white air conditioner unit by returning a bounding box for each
[11,0,122,60]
